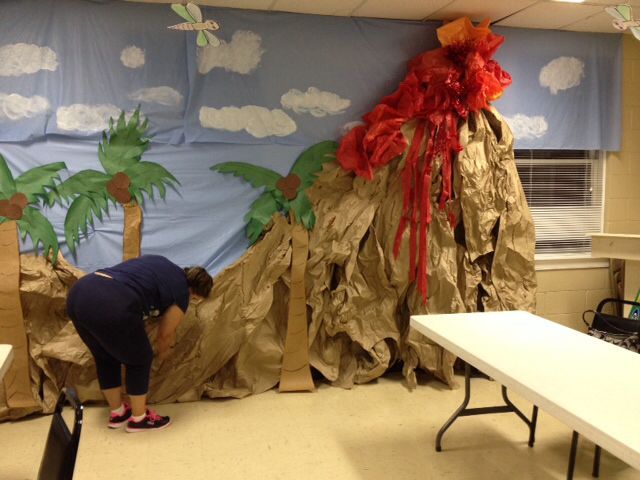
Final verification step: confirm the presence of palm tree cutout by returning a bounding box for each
[211,141,337,392]
[53,107,179,261]
[0,154,65,412]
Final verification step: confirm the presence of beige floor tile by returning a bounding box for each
[1,372,639,480]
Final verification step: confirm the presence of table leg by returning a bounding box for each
[435,363,472,452]
[567,431,579,480]
[592,445,601,478]
[501,386,539,447]
[435,361,539,452]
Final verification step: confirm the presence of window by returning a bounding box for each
[514,150,605,259]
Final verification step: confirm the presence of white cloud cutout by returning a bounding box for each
[120,45,145,69]
[539,56,585,94]
[0,93,49,121]
[198,31,264,75]
[199,105,296,138]
[56,104,126,133]
[504,114,548,140]
[0,43,58,77]
[281,87,350,117]
[340,120,365,136]
[129,86,183,107]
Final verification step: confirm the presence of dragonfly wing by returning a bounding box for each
[606,5,632,21]
[197,30,208,47]
[631,26,640,41]
[171,4,196,22]
[186,2,203,23]
[203,30,220,47]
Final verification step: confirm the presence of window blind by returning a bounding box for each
[514,150,604,257]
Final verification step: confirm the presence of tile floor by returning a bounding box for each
[1,372,639,480]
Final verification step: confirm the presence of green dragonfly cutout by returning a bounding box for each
[169,2,221,47]
[605,4,640,40]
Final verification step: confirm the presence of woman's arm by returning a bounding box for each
[157,304,185,361]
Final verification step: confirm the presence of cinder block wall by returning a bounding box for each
[536,269,611,331]
[607,36,640,234]
[535,36,640,330]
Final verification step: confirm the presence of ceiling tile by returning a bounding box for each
[199,0,276,8]
[352,0,451,20]
[125,0,276,10]
[124,0,640,33]
[576,0,640,6]
[426,0,537,24]
[496,2,604,30]
[564,10,624,33]
[270,0,363,16]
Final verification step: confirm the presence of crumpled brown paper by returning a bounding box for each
[0,253,87,419]
[0,109,536,420]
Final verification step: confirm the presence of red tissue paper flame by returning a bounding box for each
[337,17,511,303]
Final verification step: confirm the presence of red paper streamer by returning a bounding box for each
[337,17,511,303]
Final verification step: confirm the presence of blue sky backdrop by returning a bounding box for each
[0,0,622,273]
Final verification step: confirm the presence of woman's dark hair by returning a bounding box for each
[184,266,213,298]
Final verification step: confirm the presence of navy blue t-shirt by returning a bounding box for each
[99,255,189,316]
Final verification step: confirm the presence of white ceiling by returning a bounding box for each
[127,0,640,33]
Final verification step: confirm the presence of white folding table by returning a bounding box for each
[0,344,13,382]
[411,311,640,479]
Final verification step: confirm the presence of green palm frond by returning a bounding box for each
[126,161,180,204]
[212,162,285,243]
[0,155,66,264]
[0,154,17,197]
[245,192,280,244]
[17,207,60,262]
[64,194,110,254]
[212,142,335,242]
[98,107,150,176]
[57,106,178,255]
[290,141,337,189]
[288,193,315,230]
[15,162,66,203]
[0,157,66,206]
[211,163,282,191]
[48,170,111,206]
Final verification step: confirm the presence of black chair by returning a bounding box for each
[586,298,640,478]
[590,297,640,333]
[37,387,83,480]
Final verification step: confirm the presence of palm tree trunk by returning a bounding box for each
[279,215,314,392]
[123,202,142,261]
[0,221,37,412]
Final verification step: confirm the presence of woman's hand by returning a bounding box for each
[156,305,184,361]
[157,330,176,361]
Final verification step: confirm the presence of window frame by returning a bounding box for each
[513,149,607,270]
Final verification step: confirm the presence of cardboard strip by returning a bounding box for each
[123,202,142,261]
[279,222,314,392]
[0,221,37,410]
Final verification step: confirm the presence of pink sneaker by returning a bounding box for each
[125,410,171,433]
[107,402,132,428]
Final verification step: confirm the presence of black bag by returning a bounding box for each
[583,298,640,353]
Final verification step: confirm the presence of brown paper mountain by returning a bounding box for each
[0,108,536,420]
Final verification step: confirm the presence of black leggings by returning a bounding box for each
[66,274,153,396]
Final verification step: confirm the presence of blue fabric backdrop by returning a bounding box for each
[0,0,622,273]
